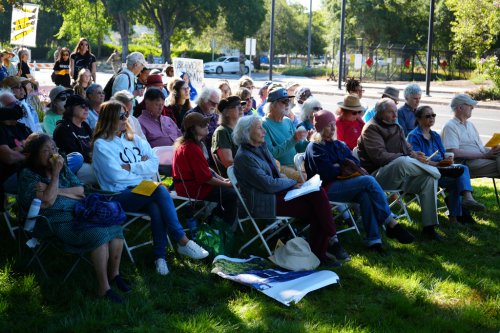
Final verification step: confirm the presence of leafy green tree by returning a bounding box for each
[138,0,265,62]
[54,0,111,57]
[100,0,140,60]
[445,0,500,57]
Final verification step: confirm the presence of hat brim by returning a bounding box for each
[269,244,320,271]
[337,101,365,111]
[268,95,295,103]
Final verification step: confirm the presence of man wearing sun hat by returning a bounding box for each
[358,97,442,240]
[441,94,500,179]
[262,86,308,182]
[1,48,17,76]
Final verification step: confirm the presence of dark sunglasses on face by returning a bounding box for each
[425,114,437,119]
[79,104,89,109]
[119,112,128,120]
[57,96,67,102]
[279,99,290,105]
[351,111,362,115]
[313,106,323,111]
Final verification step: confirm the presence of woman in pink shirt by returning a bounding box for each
[138,89,181,147]
[335,95,365,150]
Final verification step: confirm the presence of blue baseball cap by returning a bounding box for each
[266,87,294,103]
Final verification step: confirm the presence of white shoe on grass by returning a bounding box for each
[177,240,209,259]
[155,258,169,275]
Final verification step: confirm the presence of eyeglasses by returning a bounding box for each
[57,96,67,102]
[80,43,88,46]
[313,107,323,111]
[351,111,362,115]
[279,99,290,105]
[208,99,219,107]
[119,112,128,120]
[79,104,89,109]
[62,53,69,56]
[424,114,437,118]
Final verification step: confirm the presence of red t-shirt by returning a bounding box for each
[172,140,213,199]
[336,118,365,150]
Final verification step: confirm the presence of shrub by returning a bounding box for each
[477,56,500,89]
[466,86,500,101]
[281,66,329,77]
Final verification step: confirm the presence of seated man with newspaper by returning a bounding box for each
[357,98,442,240]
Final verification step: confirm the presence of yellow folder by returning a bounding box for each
[485,133,500,148]
[131,180,160,196]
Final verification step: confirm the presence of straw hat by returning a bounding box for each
[337,95,364,111]
[269,237,320,271]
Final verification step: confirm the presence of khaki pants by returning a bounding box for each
[465,156,500,178]
[372,157,439,227]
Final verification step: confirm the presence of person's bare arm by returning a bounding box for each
[0,145,25,165]
[216,148,234,168]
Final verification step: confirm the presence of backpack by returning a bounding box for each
[73,193,126,229]
[103,69,131,101]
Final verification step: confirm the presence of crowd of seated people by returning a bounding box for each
[2,60,495,305]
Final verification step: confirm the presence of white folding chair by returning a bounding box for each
[153,145,174,178]
[227,166,297,256]
[293,153,361,236]
[2,192,19,239]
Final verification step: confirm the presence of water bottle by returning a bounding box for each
[186,217,197,240]
[24,198,41,232]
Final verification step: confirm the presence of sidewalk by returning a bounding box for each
[246,73,500,111]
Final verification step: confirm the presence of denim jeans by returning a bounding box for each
[202,186,238,226]
[327,176,393,246]
[113,186,185,259]
[439,165,473,217]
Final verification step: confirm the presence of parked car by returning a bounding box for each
[204,56,254,74]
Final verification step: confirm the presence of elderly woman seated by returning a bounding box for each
[398,83,422,136]
[138,89,181,147]
[304,110,415,254]
[407,105,485,223]
[262,87,309,182]
[92,101,208,276]
[297,97,322,131]
[233,115,349,264]
[335,95,365,150]
[18,133,127,303]
[211,96,245,177]
[53,94,96,185]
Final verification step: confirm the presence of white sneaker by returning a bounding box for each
[177,240,209,260]
[155,258,169,275]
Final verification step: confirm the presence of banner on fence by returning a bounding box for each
[211,255,339,306]
[10,4,39,47]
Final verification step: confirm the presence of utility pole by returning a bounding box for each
[425,0,435,96]
[307,0,312,68]
[269,0,276,80]
[338,0,346,90]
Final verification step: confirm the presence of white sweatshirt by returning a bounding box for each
[92,134,159,192]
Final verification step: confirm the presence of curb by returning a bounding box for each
[310,89,500,111]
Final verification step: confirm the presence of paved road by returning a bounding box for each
[33,69,500,143]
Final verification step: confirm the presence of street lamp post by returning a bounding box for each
[269,0,276,80]
[307,0,312,68]
[338,0,347,89]
[425,0,435,96]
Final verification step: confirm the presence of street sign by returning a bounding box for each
[245,38,256,56]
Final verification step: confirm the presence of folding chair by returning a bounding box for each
[293,153,361,236]
[24,215,92,283]
[1,191,19,239]
[153,145,174,177]
[227,166,297,256]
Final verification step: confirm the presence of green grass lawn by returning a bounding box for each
[1,179,499,333]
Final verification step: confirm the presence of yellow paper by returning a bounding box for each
[131,180,160,196]
[485,133,500,148]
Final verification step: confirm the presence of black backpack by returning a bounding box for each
[103,69,131,101]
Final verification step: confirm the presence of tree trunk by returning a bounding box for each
[117,12,130,62]
[160,31,172,64]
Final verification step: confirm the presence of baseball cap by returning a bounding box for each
[218,96,245,112]
[183,112,210,131]
[450,94,478,109]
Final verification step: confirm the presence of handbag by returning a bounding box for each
[51,71,57,83]
[74,193,126,229]
[437,165,465,178]
[196,215,234,257]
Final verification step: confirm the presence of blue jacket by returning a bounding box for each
[398,103,416,137]
[407,126,446,162]
[304,140,359,182]
[234,143,296,218]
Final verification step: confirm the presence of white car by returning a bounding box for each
[204,56,254,74]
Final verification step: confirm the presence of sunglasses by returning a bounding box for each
[57,96,67,102]
[279,99,290,105]
[79,104,89,109]
[313,106,323,111]
[351,111,362,115]
[424,114,437,119]
[62,53,69,56]
[119,112,129,120]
